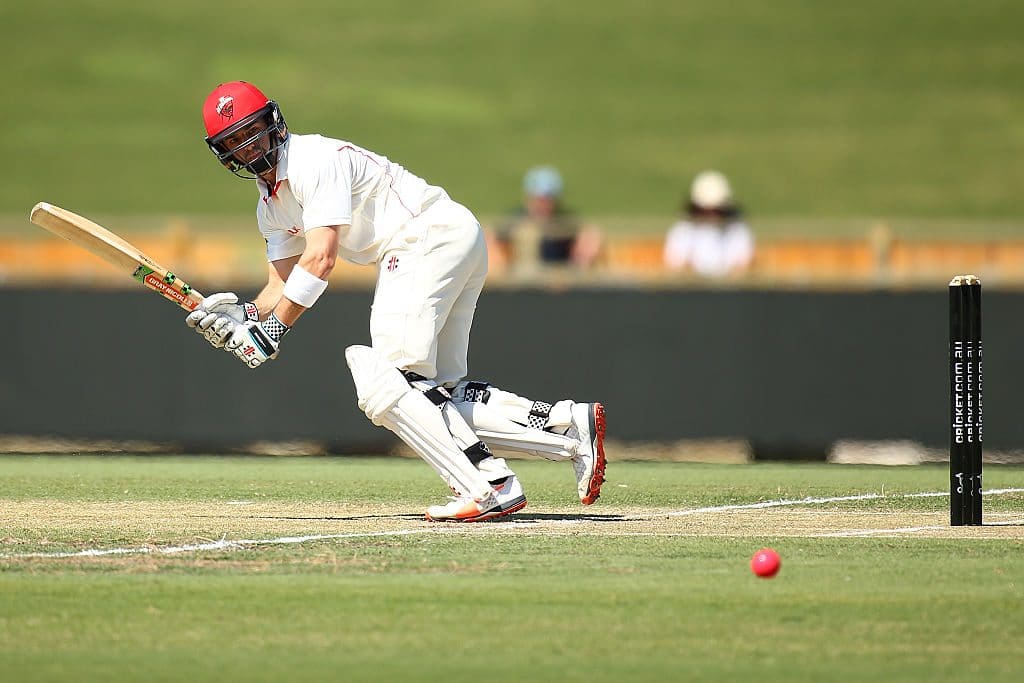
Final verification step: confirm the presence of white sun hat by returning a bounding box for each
[690,170,733,210]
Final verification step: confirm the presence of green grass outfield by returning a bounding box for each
[3,1,1022,228]
[2,455,1023,682]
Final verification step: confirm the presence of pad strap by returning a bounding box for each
[463,441,493,464]
[460,381,492,403]
[402,371,452,407]
[423,387,451,406]
[528,401,553,430]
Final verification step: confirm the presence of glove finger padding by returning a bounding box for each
[185,310,206,329]
[204,315,238,348]
[196,312,221,331]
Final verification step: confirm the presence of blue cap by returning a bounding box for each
[523,166,564,198]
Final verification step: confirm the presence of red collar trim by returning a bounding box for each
[262,180,284,204]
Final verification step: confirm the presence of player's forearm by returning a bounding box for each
[271,296,307,327]
[252,279,285,319]
[271,226,341,326]
[293,225,341,280]
[295,249,337,280]
[271,256,335,326]
[247,279,303,328]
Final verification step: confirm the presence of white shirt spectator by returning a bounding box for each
[663,219,754,277]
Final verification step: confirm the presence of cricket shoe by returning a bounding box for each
[569,402,606,505]
[425,476,527,522]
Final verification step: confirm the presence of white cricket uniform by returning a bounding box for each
[256,133,487,384]
[663,219,754,277]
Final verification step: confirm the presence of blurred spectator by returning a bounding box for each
[663,170,754,278]
[493,166,603,272]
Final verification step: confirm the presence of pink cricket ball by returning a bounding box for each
[751,548,781,578]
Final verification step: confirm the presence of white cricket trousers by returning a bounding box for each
[369,199,487,385]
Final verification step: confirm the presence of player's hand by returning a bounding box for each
[225,316,290,369]
[200,315,242,349]
[185,292,259,349]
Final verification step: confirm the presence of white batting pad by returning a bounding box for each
[475,454,516,480]
[452,382,578,461]
[345,345,495,501]
[405,376,516,482]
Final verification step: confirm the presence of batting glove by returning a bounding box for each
[185,292,259,349]
[225,314,290,369]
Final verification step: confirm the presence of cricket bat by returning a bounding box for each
[29,202,205,311]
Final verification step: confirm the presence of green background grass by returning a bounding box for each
[3,1,1023,237]
[2,456,1023,682]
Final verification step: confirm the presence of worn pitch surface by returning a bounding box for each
[4,496,1022,563]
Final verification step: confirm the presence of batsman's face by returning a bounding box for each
[526,195,557,219]
[220,120,271,163]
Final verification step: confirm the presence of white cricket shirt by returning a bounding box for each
[663,219,754,277]
[256,133,448,265]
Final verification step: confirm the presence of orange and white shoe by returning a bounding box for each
[425,476,527,522]
[570,402,606,505]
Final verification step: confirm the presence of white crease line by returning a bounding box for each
[986,517,1024,526]
[669,493,886,516]
[666,487,1024,517]
[5,529,429,559]
[979,487,1024,496]
[819,520,1024,537]
[820,526,948,537]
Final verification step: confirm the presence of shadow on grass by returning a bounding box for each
[491,513,628,523]
[189,513,426,521]
[189,512,631,523]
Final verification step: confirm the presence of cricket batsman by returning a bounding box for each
[187,81,606,522]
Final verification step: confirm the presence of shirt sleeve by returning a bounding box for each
[292,147,353,230]
[257,203,306,262]
[264,232,306,262]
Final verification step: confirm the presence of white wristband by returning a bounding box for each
[282,264,329,308]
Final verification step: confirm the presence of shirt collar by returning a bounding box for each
[258,135,291,200]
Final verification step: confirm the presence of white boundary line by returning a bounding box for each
[4,487,1023,558]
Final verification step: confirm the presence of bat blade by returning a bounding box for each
[29,202,204,311]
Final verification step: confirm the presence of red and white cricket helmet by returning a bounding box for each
[202,81,287,179]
